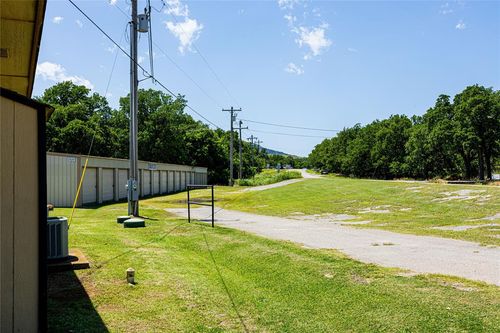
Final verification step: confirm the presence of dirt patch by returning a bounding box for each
[290,213,359,223]
[432,224,499,231]
[474,213,500,221]
[350,273,371,285]
[359,205,391,214]
[432,189,487,202]
[437,281,478,292]
[399,208,412,212]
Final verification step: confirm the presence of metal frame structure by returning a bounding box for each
[187,185,215,227]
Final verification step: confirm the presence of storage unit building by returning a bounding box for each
[46,152,208,207]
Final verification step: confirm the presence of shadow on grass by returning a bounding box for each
[48,271,108,332]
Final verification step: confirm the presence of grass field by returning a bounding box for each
[167,176,500,246]
[236,169,302,186]
[49,200,500,332]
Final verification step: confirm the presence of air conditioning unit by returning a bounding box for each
[47,217,69,260]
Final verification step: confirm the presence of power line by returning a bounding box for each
[68,0,222,130]
[114,2,224,108]
[162,0,241,108]
[241,118,340,132]
[249,129,329,139]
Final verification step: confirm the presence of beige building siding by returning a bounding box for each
[46,152,208,207]
[1,94,44,332]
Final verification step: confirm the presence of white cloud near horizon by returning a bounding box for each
[52,16,63,24]
[164,0,203,54]
[36,61,94,89]
[455,20,466,30]
[75,19,83,28]
[285,62,304,75]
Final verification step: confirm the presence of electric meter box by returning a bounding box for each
[138,14,148,32]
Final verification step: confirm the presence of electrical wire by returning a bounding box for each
[162,0,241,109]
[241,118,340,132]
[249,129,329,139]
[68,0,223,130]
[115,2,224,109]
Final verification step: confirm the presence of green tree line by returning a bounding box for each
[308,85,500,180]
[38,81,278,184]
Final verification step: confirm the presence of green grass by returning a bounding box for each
[236,169,302,186]
[162,176,500,246]
[48,199,500,332]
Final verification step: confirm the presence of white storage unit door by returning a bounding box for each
[181,172,186,190]
[102,168,114,202]
[118,169,128,199]
[168,171,174,193]
[175,171,180,191]
[82,167,97,204]
[160,171,167,193]
[152,171,160,194]
[143,170,151,196]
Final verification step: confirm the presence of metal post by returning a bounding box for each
[236,120,247,179]
[187,187,191,223]
[128,0,139,216]
[211,185,214,228]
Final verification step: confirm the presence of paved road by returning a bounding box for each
[167,206,500,286]
[241,169,320,192]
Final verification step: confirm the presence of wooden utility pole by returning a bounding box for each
[128,0,139,216]
[222,107,241,185]
[235,120,248,179]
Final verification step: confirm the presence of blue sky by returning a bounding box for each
[34,0,500,156]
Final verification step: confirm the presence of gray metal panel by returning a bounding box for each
[118,169,128,199]
[102,168,114,202]
[82,167,97,204]
[152,170,160,194]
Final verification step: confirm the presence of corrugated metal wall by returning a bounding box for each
[46,152,208,207]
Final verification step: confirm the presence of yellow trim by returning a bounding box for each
[68,158,89,227]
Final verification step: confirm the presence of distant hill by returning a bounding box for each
[263,147,289,156]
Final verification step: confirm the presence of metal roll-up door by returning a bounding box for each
[82,167,97,204]
[152,171,160,194]
[160,171,167,193]
[143,170,151,196]
[168,171,174,193]
[102,168,114,202]
[181,172,186,190]
[118,169,128,199]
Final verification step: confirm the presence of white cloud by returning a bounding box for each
[138,56,144,64]
[284,14,296,26]
[36,61,94,89]
[165,0,189,17]
[455,20,466,30]
[108,0,117,5]
[278,0,300,10]
[75,19,83,28]
[164,0,203,54]
[294,26,332,58]
[52,16,63,24]
[439,2,453,15]
[165,18,203,53]
[106,45,117,53]
[284,62,304,75]
[347,47,358,53]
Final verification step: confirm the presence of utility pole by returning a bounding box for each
[256,139,263,153]
[236,120,248,179]
[222,107,241,186]
[128,0,139,216]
